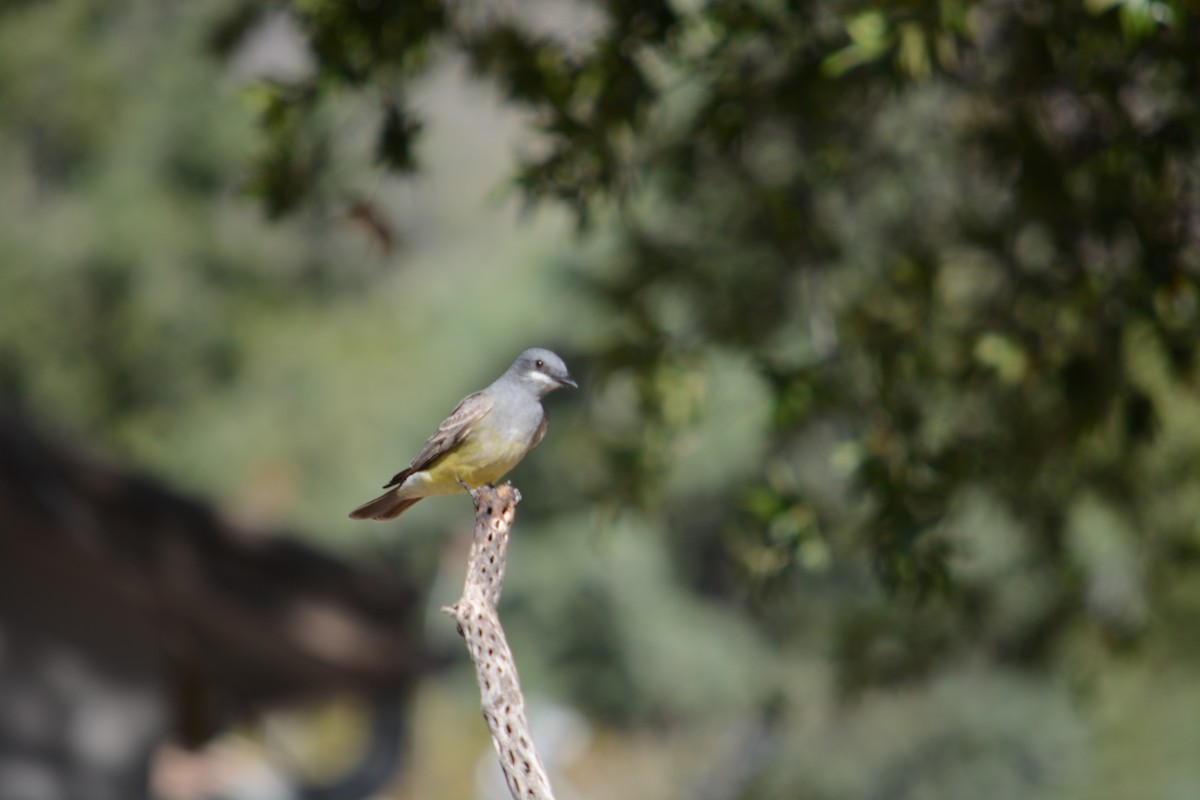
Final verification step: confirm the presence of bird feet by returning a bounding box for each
[456,478,521,505]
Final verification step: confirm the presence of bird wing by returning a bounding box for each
[382,390,496,488]
[530,411,549,450]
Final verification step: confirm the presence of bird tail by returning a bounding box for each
[348,491,423,521]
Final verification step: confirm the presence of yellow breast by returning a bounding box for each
[406,427,530,496]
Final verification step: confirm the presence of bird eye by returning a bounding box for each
[535,359,544,369]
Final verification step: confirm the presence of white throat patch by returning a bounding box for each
[528,370,558,387]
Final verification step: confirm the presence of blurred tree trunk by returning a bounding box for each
[0,413,424,799]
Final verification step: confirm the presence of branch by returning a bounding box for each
[442,484,556,800]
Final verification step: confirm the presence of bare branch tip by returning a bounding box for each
[503,482,523,505]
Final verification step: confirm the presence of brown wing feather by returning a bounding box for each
[382,390,496,488]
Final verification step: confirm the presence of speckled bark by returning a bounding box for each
[442,484,555,800]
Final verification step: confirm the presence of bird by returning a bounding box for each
[348,348,577,521]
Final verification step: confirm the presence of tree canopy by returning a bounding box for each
[229,0,1200,675]
[3,0,1200,796]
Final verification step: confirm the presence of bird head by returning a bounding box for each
[512,348,577,396]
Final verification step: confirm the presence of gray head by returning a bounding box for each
[505,348,577,396]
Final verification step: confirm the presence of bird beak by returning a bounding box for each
[558,374,578,389]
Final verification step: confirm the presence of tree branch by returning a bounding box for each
[442,484,556,800]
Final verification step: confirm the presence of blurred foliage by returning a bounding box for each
[4,0,1200,797]
[245,0,1200,668]
[0,0,366,450]
[227,0,1200,794]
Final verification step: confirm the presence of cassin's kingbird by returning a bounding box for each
[349,348,577,521]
